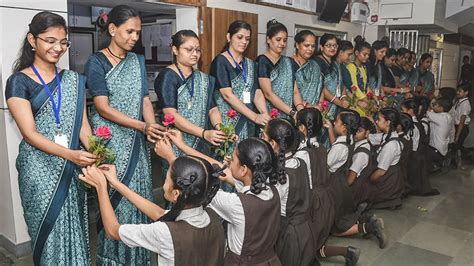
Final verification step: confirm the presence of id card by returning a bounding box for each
[243,91,251,104]
[54,133,69,148]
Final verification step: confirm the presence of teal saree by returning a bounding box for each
[295,59,323,105]
[13,70,89,265]
[88,52,152,265]
[267,56,296,120]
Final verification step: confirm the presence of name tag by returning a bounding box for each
[54,133,69,148]
[243,91,251,104]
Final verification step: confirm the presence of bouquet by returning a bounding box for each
[214,109,236,159]
[347,86,360,110]
[88,126,116,166]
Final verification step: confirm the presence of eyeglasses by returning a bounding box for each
[181,46,202,54]
[324,44,339,49]
[35,36,71,48]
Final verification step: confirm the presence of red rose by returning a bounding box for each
[321,100,330,111]
[227,109,237,120]
[351,86,358,92]
[270,108,279,119]
[163,114,176,127]
[366,91,374,99]
[95,126,112,140]
[390,91,397,96]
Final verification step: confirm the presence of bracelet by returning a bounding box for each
[201,129,206,139]
[330,95,337,103]
[295,103,305,110]
[143,122,149,134]
[340,95,347,99]
[400,88,404,94]
[289,108,297,117]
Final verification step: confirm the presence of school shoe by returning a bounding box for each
[345,246,360,266]
[368,218,387,249]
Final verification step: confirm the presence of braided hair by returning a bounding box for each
[266,119,297,185]
[399,112,414,138]
[401,98,419,117]
[359,117,376,134]
[338,111,361,144]
[236,138,280,194]
[159,156,222,222]
[379,107,401,142]
[296,108,323,148]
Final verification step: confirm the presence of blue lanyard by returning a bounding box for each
[227,49,247,88]
[31,65,62,130]
[175,63,194,98]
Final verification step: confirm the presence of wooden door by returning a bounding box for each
[198,7,258,73]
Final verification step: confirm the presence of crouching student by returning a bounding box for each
[295,108,360,266]
[165,133,284,266]
[347,117,377,206]
[326,111,387,249]
[427,97,455,171]
[369,108,405,209]
[261,118,318,265]
[79,157,225,266]
[401,99,439,196]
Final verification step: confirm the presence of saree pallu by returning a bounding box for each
[321,62,343,147]
[89,53,152,265]
[16,70,89,265]
[174,70,214,156]
[268,56,295,120]
[368,63,383,97]
[296,59,323,105]
[215,58,256,153]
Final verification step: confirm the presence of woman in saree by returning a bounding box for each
[5,12,97,265]
[210,20,269,149]
[367,40,389,98]
[315,34,350,146]
[389,48,411,106]
[156,29,225,157]
[84,5,165,265]
[291,30,323,106]
[412,53,435,98]
[346,36,373,117]
[257,19,304,120]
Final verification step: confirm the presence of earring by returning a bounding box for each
[32,47,36,51]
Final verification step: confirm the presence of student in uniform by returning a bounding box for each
[369,108,405,209]
[166,134,284,265]
[398,113,415,195]
[261,118,317,265]
[427,98,455,171]
[78,156,225,266]
[295,108,360,266]
[325,111,387,249]
[453,84,471,165]
[257,19,304,120]
[348,117,377,206]
[401,99,439,196]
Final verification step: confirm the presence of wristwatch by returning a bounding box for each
[289,108,297,117]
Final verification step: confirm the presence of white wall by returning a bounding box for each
[436,41,461,88]
[445,0,474,17]
[0,0,68,253]
[206,0,370,56]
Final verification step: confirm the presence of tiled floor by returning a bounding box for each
[1,166,473,266]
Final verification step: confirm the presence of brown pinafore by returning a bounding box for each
[166,208,225,266]
[224,186,281,266]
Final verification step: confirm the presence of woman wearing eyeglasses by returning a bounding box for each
[84,5,165,265]
[155,29,225,157]
[315,34,350,146]
[5,12,96,265]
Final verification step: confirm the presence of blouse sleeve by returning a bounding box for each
[210,56,232,90]
[256,55,273,78]
[154,68,180,110]
[5,73,31,101]
[84,54,109,97]
[208,75,217,109]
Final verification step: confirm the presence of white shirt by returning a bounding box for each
[349,139,370,177]
[369,132,403,171]
[411,116,421,151]
[294,137,319,189]
[453,98,471,125]
[427,111,455,155]
[274,154,302,217]
[119,206,210,265]
[327,136,351,173]
[208,184,274,255]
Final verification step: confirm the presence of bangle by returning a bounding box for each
[143,122,149,134]
[214,123,220,129]
[295,103,305,110]
[289,108,297,117]
[201,129,206,139]
[330,95,337,103]
[400,88,404,93]
[340,95,347,99]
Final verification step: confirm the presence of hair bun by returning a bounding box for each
[354,35,365,45]
[267,18,279,29]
